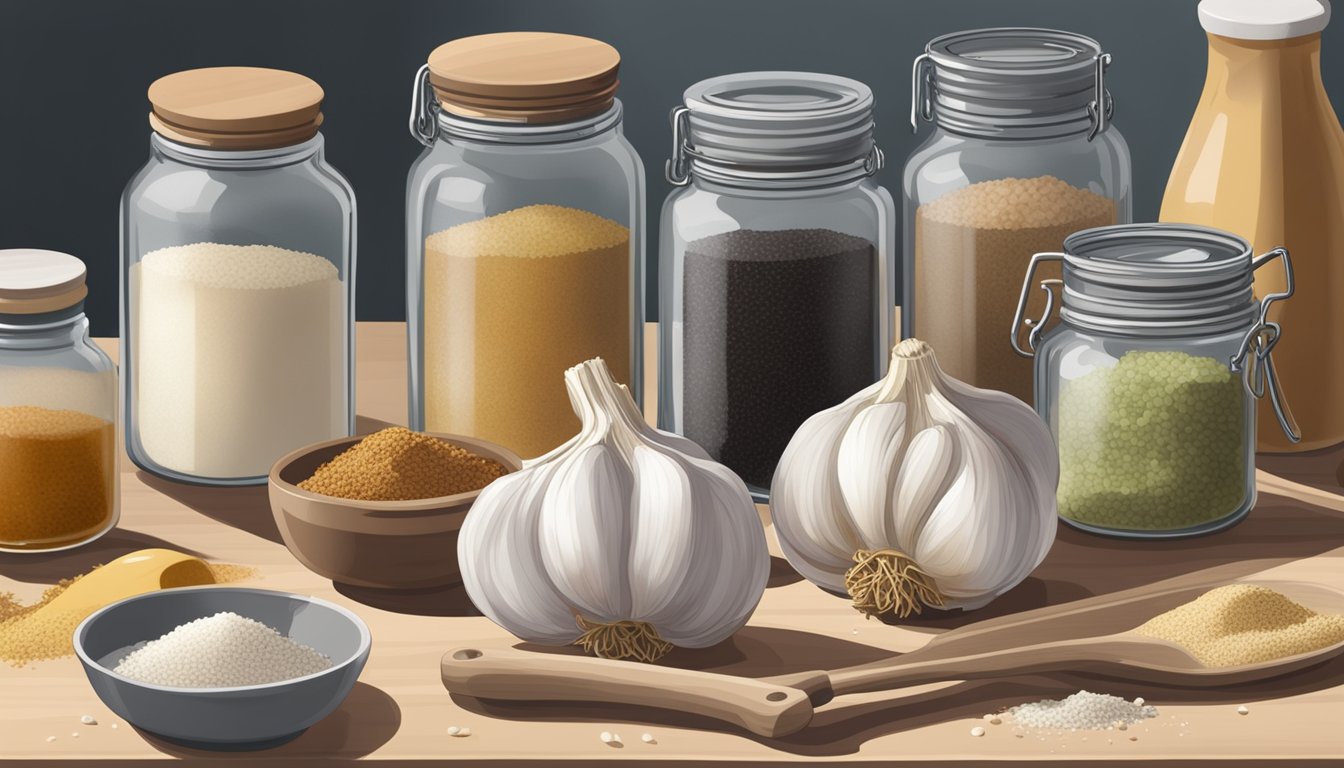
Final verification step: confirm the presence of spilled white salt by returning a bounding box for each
[1007,690,1157,731]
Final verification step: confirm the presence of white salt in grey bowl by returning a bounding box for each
[74,586,371,751]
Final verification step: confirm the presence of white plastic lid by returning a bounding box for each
[1199,0,1330,40]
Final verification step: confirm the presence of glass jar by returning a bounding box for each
[406,32,644,460]
[904,28,1133,404]
[121,67,355,486]
[660,72,894,499]
[1012,224,1299,538]
[0,250,118,552]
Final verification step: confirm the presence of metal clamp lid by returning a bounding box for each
[911,29,1115,142]
[1011,245,1301,444]
[409,64,438,147]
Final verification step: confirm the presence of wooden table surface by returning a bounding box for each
[2,322,1343,766]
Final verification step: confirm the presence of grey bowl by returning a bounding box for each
[74,586,371,751]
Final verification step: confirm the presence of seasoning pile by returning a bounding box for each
[114,612,332,688]
[1006,691,1157,731]
[132,242,345,479]
[1136,584,1344,667]
[914,175,1115,402]
[299,427,506,501]
[424,204,631,458]
[1057,350,1246,530]
[682,228,876,488]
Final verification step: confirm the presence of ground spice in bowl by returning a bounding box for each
[298,427,505,501]
[1135,584,1344,667]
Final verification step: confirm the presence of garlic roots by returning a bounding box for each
[458,358,769,661]
[770,339,1058,618]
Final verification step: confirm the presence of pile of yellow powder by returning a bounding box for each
[299,427,506,501]
[0,562,254,666]
[1136,584,1344,667]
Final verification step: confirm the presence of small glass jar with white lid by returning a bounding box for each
[1013,223,1298,538]
[0,249,118,552]
[121,66,355,486]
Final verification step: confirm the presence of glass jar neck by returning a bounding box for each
[689,173,871,198]
[150,133,324,169]
[433,101,623,147]
[0,305,89,350]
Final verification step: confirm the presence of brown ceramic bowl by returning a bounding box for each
[268,432,522,590]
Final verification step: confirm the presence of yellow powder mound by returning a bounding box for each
[299,427,506,501]
[920,175,1115,230]
[425,204,629,260]
[1136,584,1344,667]
[0,562,255,667]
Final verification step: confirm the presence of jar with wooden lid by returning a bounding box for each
[121,66,355,486]
[904,28,1133,404]
[1012,224,1299,538]
[0,250,118,552]
[406,32,644,460]
[659,72,894,499]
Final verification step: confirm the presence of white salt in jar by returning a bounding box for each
[121,67,355,486]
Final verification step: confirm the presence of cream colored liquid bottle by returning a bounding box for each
[1161,0,1344,452]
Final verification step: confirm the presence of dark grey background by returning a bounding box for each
[2,0,1338,336]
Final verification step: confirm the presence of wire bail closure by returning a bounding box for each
[1009,252,1065,359]
[409,64,438,147]
[1230,247,1300,443]
[1086,53,1115,142]
[909,53,934,132]
[665,106,692,186]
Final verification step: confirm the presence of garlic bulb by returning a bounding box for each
[458,358,769,662]
[770,339,1058,618]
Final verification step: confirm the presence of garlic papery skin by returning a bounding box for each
[458,357,769,662]
[770,338,1058,618]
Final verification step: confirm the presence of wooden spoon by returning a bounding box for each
[441,580,1344,738]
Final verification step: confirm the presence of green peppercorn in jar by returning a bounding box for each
[1011,224,1299,538]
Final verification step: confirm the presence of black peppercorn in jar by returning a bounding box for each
[659,72,895,498]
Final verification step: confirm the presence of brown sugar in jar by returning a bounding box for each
[0,405,116,549]
[914,175,1115,402]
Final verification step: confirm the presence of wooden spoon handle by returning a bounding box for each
[441,646,821,738]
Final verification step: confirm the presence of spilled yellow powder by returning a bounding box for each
[1136,584,1344,667]
[0,561,256,666]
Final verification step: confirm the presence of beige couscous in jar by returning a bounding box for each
[0,249,118,552]
[1013,224,1298,539]
[904,27,1132,404]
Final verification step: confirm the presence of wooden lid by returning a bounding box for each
[148,67,325,149]
[0,249,89,315]
[427,32,620,124]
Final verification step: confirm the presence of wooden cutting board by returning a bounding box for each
[1,322,1342,765]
